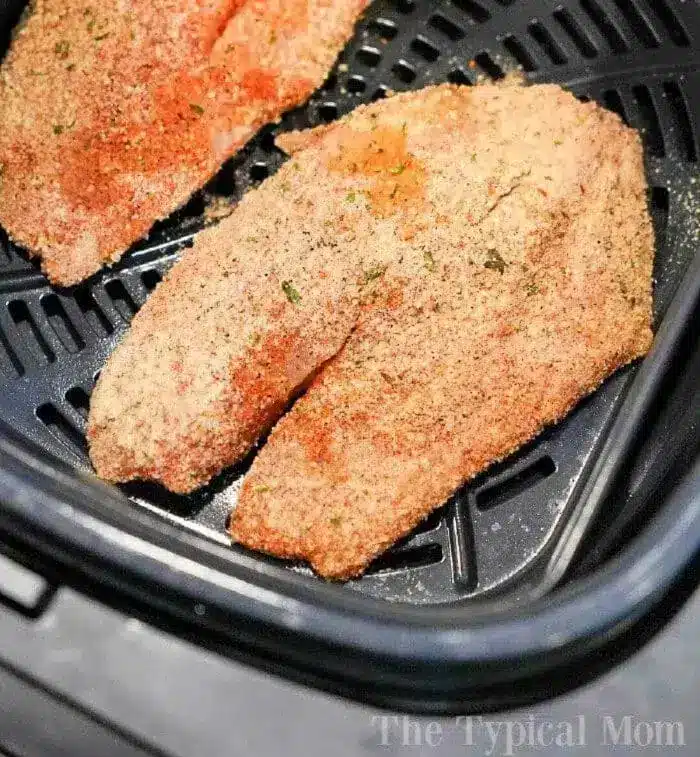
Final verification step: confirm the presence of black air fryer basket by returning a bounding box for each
[0,0,699,712]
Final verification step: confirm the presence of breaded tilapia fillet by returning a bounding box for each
[88,84,654,579]
[0,0,368,285]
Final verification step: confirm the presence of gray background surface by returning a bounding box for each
[0,579,697,756]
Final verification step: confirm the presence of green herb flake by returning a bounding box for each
[94,31,110,41]
[345,190,356,202]
[389,163,406,175]
[189,103,205,116]
[423,250,436,272]
[55,40,70,59]
[471,153,477,162]
[553,138,563,146]
[363,264,387,284]
[253,484,271,494]
[282,280,302,304]
[525,281,540,296]
[484,250,506,274]
[330,515,343,527]
[52,124,65,135]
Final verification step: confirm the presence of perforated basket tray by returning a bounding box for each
[0,0,698,606]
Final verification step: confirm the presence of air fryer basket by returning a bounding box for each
[0,0,699,713]
[0,0,698,606]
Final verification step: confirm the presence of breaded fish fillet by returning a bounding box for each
[0,0,368,285]
[88,84,653,579]
[229,84,654,578]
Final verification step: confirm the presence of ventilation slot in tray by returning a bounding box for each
[369,17,398,40]
[451,0,490,24]
[428,13,465,41]
[141,269,163,292]
[447,67,473,85]
[367,543,443,575]
[613,0,660,48]
[553,7,598,58]
[602,88,628,122]
[392,59,417,84]
[391,0,416,15]
[473,51,505,80]
[476,457,557,511]
[501,35,538,71]
[411,36,440,63]
[411,509,443,536]
[248,161,269,183]
[649,0,690,46]
[347,75,366,94]
[40,295,85,354]
[0,230,12,266]
[632,85,665,157]
[649,186,670,251]
[65,387,91,420]
[317,102,339,122]
[579,0,629,53]
[36,403,87,456]
[0,324,24,378]
[528,20,568,64]
[74,287,114,337]
[356,45,382,68]
[104,280,138,323]
[371,84,392,101]
[8,301,55,365]
[663,82,697,162]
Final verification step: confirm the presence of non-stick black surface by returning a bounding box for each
[0,0,698,604]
